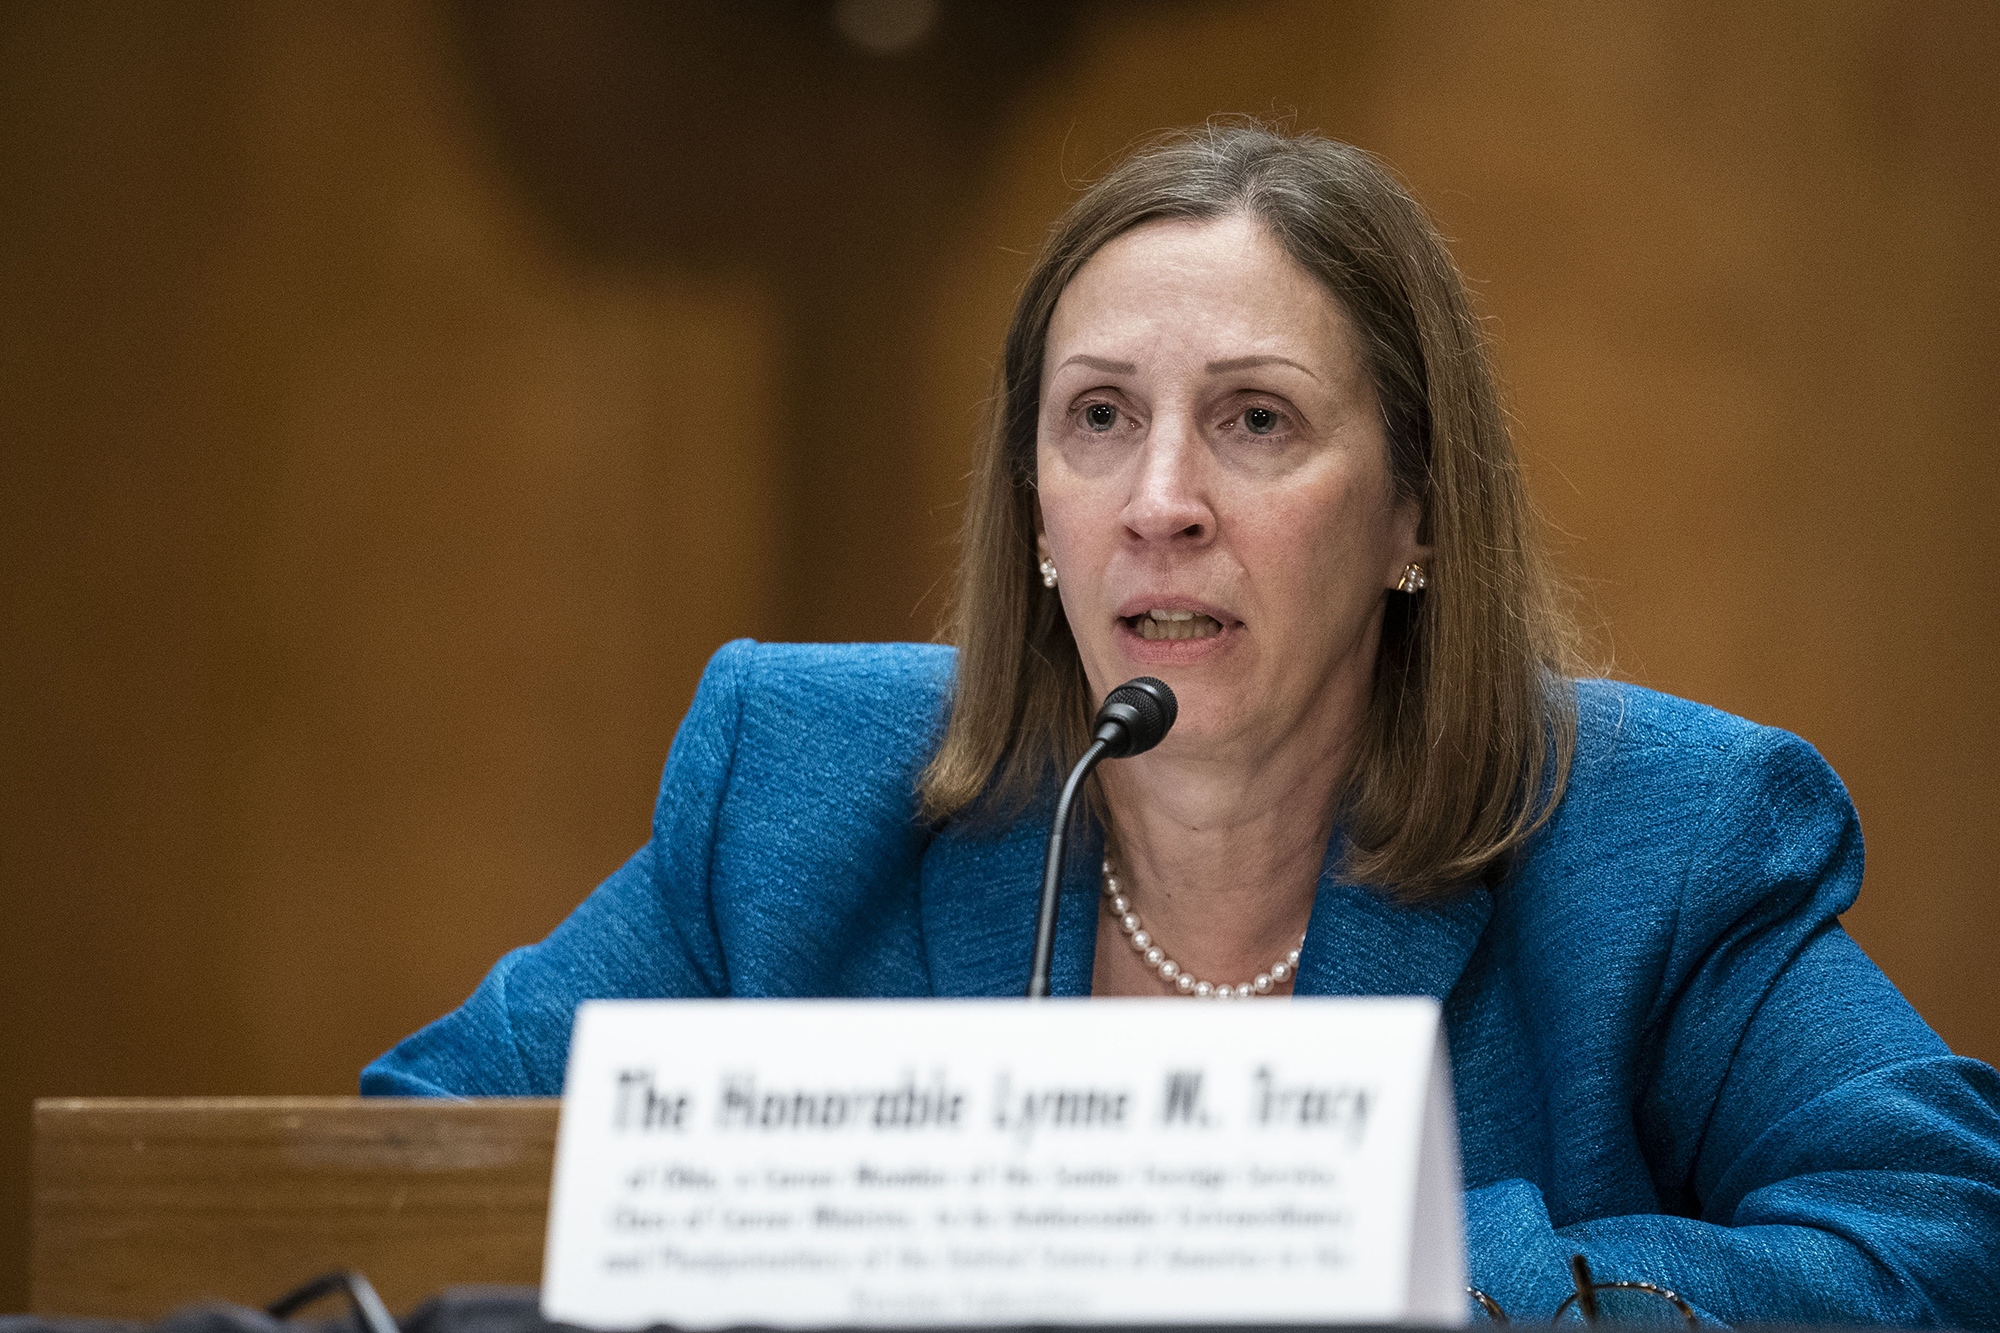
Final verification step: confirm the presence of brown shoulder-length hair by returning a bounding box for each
[919,124,1578,900]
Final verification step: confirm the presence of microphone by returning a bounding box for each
[1026,677,1178,998]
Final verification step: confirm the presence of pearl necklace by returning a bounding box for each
[1101,858,1305,999]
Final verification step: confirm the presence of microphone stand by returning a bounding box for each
[1025,737,1110,999]
[1024,676,1176,999]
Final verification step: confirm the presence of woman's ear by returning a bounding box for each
[1387,496,1432,589]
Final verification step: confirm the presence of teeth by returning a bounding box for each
[1135,613,1222,642]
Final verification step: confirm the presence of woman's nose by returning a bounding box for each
[1122,416,1214,544]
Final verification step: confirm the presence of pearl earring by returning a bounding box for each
[1039,557,1059,589]
[1397,562,1428,594]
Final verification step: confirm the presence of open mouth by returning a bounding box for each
[1124,608,1225,642]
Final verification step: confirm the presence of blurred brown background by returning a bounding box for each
[4,0,1996,1308]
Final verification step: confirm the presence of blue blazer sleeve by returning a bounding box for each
[359,640,755,1097]
[1466,723,2000,1326]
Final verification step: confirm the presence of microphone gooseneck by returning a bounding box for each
[1026,677,1179,999]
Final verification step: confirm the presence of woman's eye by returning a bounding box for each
[1083,402,1118,432]
[1242,406,1281,435]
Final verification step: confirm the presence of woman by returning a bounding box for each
[364,126,2000,1324]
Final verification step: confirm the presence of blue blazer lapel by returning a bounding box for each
[920,806,1103,998]
[1293,837,1494,1001]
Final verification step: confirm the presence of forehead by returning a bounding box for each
[1043,212,1357,370]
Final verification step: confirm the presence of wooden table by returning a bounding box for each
[32,1097,559,1319]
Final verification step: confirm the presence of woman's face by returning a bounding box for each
[1036,212,1427,767]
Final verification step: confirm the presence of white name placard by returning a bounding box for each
[542,998,1465,1329]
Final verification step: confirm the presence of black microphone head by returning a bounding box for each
[1092,676,1178,758]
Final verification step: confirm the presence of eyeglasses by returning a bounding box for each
[266,1269,400,1333]
[1469,1252,1698,1326]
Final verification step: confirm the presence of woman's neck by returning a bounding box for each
[1092,702,1356,992]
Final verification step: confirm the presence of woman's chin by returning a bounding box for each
[1104,675,1258,765]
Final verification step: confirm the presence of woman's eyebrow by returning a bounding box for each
[1055,353,1137,374]
[1207,354,1319,380]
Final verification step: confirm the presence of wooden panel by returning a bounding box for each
[32,1097,559,1319]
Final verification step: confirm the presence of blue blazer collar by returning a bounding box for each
[1292,837,1493,1001]
[920,814,1491,1002]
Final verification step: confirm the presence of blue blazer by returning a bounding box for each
[364,641,2000,1326]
